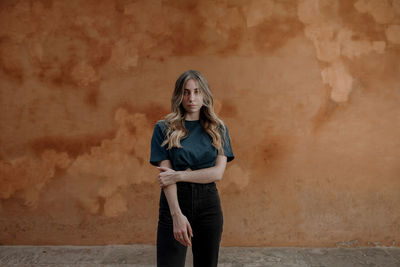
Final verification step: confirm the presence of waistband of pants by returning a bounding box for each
[177,182,216,191]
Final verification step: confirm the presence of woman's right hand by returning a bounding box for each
[172,212,193,247]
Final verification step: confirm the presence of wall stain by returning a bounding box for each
[257,135,288,165]
[339,0,387,40]
[311,96,339,133]
[34,0,53,9]
[41,56,76,88]
[0,37,24,84]
[346,50,400,89]
[30,132,115,159]
[27,102,166,163]
[0,60,24,84]
[0,0,19,10]
[84,88,99,108]
[112,101,169,126]
[166,14,209,56]
[252,17,304,54]
[218,27,244,56]
[219,101,238,118]
[87,40,113,68]
[162,0,198,10]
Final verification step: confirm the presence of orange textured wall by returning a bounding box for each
[1,0,399,247]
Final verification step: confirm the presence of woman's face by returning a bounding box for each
[181,78,204,119]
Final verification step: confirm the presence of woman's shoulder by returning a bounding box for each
[216,120,228,131]
[155,113,174,129]
[154,119,168,133]
[155,119,166,127]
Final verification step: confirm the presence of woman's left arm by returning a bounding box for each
[157,155,227,187]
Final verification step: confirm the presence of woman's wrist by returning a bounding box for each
[176,171,185,182]
[171,210,183,217]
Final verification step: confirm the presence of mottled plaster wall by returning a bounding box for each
[0,0,399,246]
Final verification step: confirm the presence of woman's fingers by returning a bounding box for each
[158,172,176,187]
[187,222,193,238]
[157,166,171,172]
[158,174,164,187]
[174,233,182,245]
[174,233,184,246]
[185,222,193,246]
[174,231,190,246]
[158,177,167,188]
[157,169,177,187]
[182,229,191,246]
[173,215,192,247]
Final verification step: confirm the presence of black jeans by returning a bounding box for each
[157,182,223,267]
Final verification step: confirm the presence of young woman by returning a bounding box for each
[150,70,234,267]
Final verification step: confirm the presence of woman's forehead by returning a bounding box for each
[183,78,199,90]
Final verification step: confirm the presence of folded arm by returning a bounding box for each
[157,155,227,187]
[159,160,181,216]
[158,159,193,247]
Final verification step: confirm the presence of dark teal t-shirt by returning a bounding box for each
[150,120,234,171]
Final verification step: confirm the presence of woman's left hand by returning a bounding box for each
[157,166,180,188]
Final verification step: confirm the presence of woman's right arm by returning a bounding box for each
[159,159,193,247]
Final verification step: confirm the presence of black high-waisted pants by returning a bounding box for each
[157,182,223,267]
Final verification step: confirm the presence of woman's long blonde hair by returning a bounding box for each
[161,70,227,154]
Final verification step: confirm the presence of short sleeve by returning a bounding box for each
[150,121,169,166]
[222,126,234,162]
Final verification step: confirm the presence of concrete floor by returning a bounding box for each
[0,245,399,266]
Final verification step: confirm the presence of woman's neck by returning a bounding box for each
[185,112,200,121]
